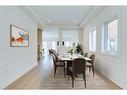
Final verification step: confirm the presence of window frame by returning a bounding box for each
[89,26,96,52]
[102,17,119,55]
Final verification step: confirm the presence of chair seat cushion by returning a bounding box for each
[86,62,92,66]
[56,62,65,66]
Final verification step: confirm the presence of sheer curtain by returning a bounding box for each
[42,28,79,54]
[43,29,59,51]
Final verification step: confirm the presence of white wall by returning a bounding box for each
[83,6,127,89]
[0,7,37,89]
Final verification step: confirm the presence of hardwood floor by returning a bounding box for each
[6,53,121,89]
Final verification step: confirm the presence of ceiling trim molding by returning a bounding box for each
[80,6,106,28]
[19,6,45,28]
[44,25,80,29]
[19,6,106,29]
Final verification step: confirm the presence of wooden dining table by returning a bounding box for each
[59,53,91,75]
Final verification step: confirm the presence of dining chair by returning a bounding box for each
[69,58,86,88]
[84,52,88,57]
[52,50,62,62]
[86,54,95,76]
[49,49,53,54]
[49,49,51,54]
[51,54,66,77]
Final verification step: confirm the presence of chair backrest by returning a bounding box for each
[49,49,51,54]
[51,54,57,67]
[49,49,53,54]
[52,51,59,61]
[84,52,88,57]
[72,58,86,74]
[89,54,95,64]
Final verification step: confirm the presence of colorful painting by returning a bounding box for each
[10,25,29,47]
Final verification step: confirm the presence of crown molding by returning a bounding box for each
[19,6,106,29]
[19,6,45,28]
[43,25,81,29]
[80,6,106,28]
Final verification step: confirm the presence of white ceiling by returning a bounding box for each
[30,6,93,28]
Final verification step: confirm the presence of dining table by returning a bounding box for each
[59,53,91,75]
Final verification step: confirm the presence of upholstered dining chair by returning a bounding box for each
[53,50,64,63]
[51,54,66,78]
[49,49,53,54]
[69,58,86,88]
[49,49,51,54]
[86,54,95,76]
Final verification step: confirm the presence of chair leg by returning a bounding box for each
[83,73,86,88]
[68,75,70,80]
[70,73,74,88]
[54,67,57,77]
[89,66,91,73]
[64,67,66,78]
[92,66,95,77]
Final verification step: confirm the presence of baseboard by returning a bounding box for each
[96,69,127,89]
[3,63,38,89]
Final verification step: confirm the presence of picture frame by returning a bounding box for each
[62,41,64,46]
[57,41,59,46]
[10,25,29,47]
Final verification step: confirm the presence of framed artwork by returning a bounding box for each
[62,41,64,46]
[10,25,29,47]
[57,41,59,46]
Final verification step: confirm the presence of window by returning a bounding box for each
[102,18,118,54]
[62,29,78,47]
[43,41,47,51]
[43,29,59,50]
[65,41,70,47]
[89,27,96,51]
[52,41,56,50]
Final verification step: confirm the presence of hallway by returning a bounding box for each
[6,53,121,89]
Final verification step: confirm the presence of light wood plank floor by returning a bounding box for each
[6,53,121,89]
